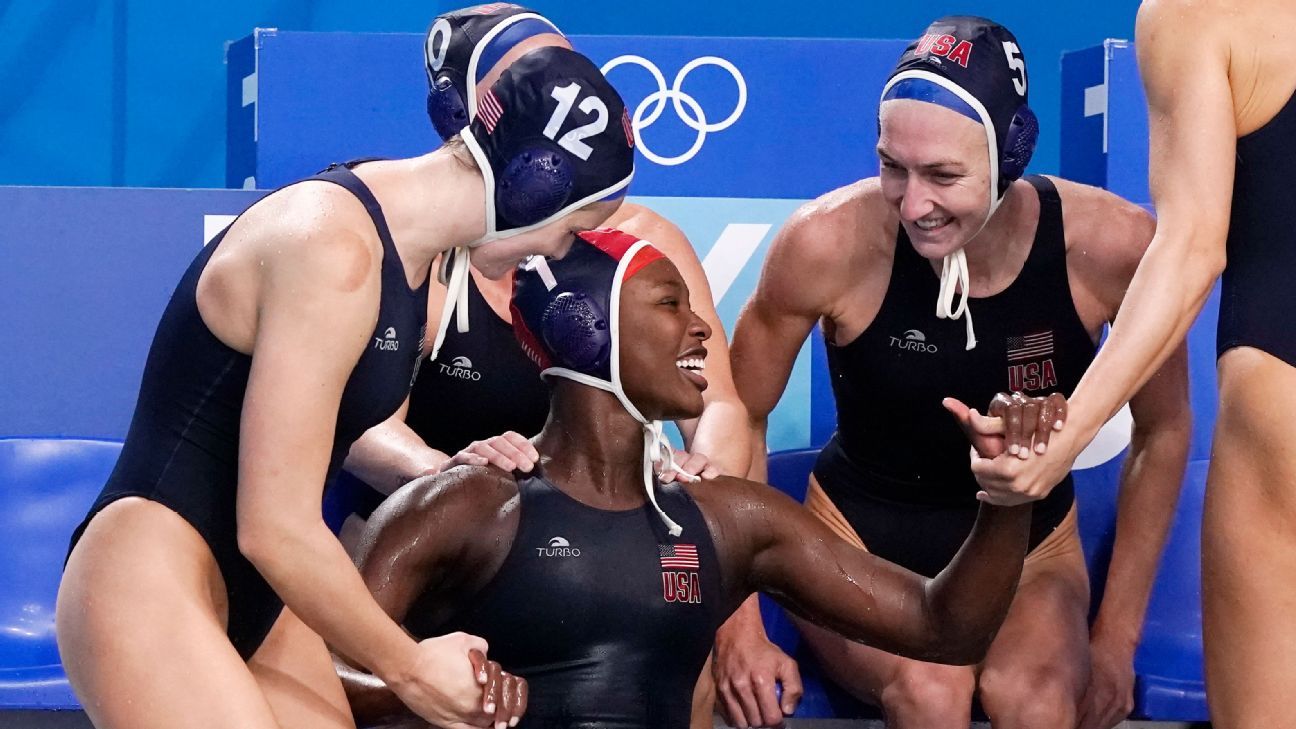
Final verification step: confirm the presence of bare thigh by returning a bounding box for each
[793,476,976,723]
[57,497,281,729]
[250,607,356,729]
[978,508,1091,725]
[1202,347,1296,728]
[690,653,716,729]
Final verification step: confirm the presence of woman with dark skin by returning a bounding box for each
[337,230,1038,729]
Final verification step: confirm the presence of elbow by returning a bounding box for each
[237,514,301,570]
[1178,229,1227,287]
[236,521,274,568]
[921,628,998,666]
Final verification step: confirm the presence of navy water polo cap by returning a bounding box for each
[879,17,1038,351]
[423,3,565,141]
[512,229,695,536]
[881,16,1037,207]
[431,46,635,361]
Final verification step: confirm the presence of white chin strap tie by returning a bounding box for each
[643,421,695,537]
[937,248,977,351]
[430,246,473,362]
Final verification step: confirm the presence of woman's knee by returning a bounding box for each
[879,662,975,726]
[980,665,1079,728]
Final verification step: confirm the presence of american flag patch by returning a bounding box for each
[622,107,634,148]
[1006,331,1053,362]
[659,544,699,570]
[473,3,516,14]
[478,89,504,133]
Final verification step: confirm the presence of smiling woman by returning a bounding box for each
[333,227,1045,729]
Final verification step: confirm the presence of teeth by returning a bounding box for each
[916,217,949,231]
[675,358,706,371]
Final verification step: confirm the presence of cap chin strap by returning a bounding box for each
[936,189,1008,351]
[884,70,1006,353]
[538,239,692,537]
[936,248,976,351]
[429,247,472,362]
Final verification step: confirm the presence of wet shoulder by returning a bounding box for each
[367,465,522,551]
[767,179,892,282]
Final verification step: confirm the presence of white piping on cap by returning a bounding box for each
[465,13,562,122]
[880,69,1004,351]
[539,239,692,536]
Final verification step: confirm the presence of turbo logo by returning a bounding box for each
[600,55,747,166]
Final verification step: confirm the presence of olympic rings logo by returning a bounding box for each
[600,55,747,166]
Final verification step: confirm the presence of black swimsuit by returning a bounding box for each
[813,176,1094,577]
[1218,88,1296,365]
[68,164,429,658]
[411,475,724,729]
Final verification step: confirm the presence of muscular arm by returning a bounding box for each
[631,207,751,478]
[695,478,1033,664]
[731,197,859,480]
[345,397,451,496]
[340,467,520,725]
[234,221,425,682]
[1063,0,1234,447]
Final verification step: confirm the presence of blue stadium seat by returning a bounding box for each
[0,437,120,709]
[1131,459,1208,721]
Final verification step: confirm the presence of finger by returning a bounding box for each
[503,432,540,470]
[734,680,763,729]
[1020,400,1040,458]
[438,452,488,473]
[461,632,489,655]
[482,660,502,714]
[468,648,489,684]
[1035,397,1056,453]
[487,438,535,472]
[777,660,803,716]
[467,443,518,472]
[1005,400,1025,456]
[968,408,1005,436]
[942,397,972,429]
[494,673,517,729]
[717,683,750,728]
[515,678,529,724]
[686,453,711,477]
[988,392,1013,419]
[752,673,784,726]
[1050,392,1068,430]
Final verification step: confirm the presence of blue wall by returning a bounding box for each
[0,0,1139,189]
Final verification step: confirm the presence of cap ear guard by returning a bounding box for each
[999,104,1038,190]
[497,143,575,227]
[427,74,470,142]
[540,291,610,371]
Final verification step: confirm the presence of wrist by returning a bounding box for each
[371,635,421,689]
[1090,617,1140,656]
[715,600,767,647]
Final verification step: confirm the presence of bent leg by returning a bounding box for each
[978,508,1090,729]
[251,607,357,729]
[57,498,281,729]
[794,476,975,727]
[795,616,976,728]
[1202,348,1296,728]
[690,654,716,729]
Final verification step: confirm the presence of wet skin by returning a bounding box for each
[340,259,1033,725]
